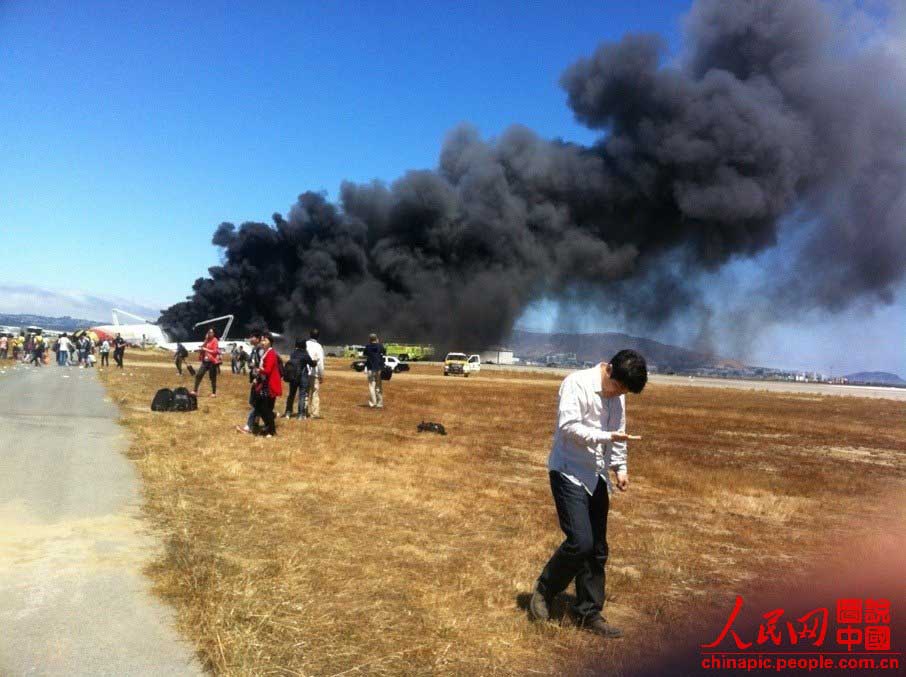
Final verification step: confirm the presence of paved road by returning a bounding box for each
[0,363,203,676]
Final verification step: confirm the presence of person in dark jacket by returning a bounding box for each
[113,334,127,368]
[236,331,264,434]
[237,346,248,374]
[283,339,316,419]
[363,333,386,409]
[175,342,189,375]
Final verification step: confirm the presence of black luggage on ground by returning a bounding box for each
[151,388,174,412]
[172,386,197,412]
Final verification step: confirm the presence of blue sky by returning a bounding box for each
[1,1,903,374]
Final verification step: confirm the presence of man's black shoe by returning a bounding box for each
[529,584,551,622]
[581,617,623,638]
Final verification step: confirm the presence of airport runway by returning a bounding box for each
[0,363,202,676]
[124,357,906,401]
[479,364,906,401]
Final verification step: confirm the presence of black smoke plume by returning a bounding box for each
[161,0,906,351]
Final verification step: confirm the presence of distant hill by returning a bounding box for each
[0,313,101,332]
[508,329,747,372]
[844,371,906,386]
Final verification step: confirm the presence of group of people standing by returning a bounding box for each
[176,326,331,438]
[51,333,127,368]
[0,332,126,368]
[236,328,325,437]
[0,333,46,365]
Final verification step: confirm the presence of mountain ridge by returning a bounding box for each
[844,371,905,385]
[508,329,747,372]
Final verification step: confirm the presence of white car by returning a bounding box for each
[351,354,410,372]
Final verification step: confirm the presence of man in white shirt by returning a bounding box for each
[530,349,647,638]
[305,328,325,418]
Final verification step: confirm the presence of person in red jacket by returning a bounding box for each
[254,332,282,436]
[192,328,221,397]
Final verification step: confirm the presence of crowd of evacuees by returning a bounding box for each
[0,332,127,368]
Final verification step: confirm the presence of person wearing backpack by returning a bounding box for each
[363,333,386,409]
[305,328,325,418]
[254,332,282,437]
[191,328,221,397]
[283,338,315,419]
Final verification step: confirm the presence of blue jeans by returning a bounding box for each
[58,351,68,366]
[537,471,610,622]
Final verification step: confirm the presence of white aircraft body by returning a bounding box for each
[158,315,253,356]
[90,309,168,346]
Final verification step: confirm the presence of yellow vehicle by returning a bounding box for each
[385,342,434,361]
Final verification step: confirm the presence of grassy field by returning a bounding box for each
[98,351,906,675]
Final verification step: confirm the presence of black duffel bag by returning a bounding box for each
[151,388,174,411]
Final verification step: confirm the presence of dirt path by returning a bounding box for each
[0,362,202,676]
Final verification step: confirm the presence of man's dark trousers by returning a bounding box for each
[537,471,610,623]
[284,380,299,416]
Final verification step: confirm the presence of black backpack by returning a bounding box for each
[151,388,174,412]
[172,387,197,412]
[282,358,297,383]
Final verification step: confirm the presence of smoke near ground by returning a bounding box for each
[161,0,906,353]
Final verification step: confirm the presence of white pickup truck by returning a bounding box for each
[443,353,481,376]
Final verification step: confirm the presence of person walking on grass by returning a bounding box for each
[363,333,386,409]
[305,328,325,418]
[529,349,647,639]
[283,338,315,419]
[113,333,126,368]
[174,342,189,375]
[253,332,281,437]
[191,328,221,397]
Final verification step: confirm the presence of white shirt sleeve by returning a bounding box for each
[610,395,627,472]
[557,377,612,448]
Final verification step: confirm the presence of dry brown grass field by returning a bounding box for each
[98,351,906,676]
